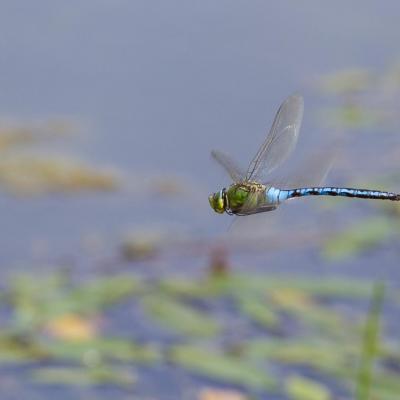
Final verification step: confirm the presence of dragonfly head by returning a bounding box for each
[208,188,227,214]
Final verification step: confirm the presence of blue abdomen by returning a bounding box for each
[281,187,399,201]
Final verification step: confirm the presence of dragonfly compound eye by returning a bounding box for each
[208,191,225,214]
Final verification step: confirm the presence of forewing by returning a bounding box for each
[246,95,304,182]
[211,149,246,182]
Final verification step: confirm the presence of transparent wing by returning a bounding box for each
[233,190,278,217]
[236,203,277,216]
[270,148,336,189]
[211,149,246,183]
[238,150,335,216]
[246,94,304,182]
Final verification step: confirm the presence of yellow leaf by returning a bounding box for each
[269,288,314,311]
[286,375,331,400]
[198,388,248,400]
[46,314,96,341]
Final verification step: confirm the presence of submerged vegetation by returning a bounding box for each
[0,155,119,195]
[316,63,400,131]
[0,119,120,195]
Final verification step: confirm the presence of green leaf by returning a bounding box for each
[322,217,393,261]
[0,333,47,363]
[236,294,279,329]
[160,274,374,301]
[142,294,220,337]
[370,372,400,400]
[244,339,359,376]
[356,283,385,400]
[170,345,276,391]
[42,338,160,364]
[31,366,136,387]
[318,68,372,95]
[67,275,142,313]
[286,375,331,400]
[8,274,142,333]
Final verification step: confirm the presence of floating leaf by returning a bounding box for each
[67,275,142,313]
[170,345,276,391]
[244,339,359,376]
[31,365,136,387]
[319,106,384,130]
[9,273,69,332]
[0,333,47,363]
[318,68,373,95]
[0,118,77,151]
[160,274,374,300]
[159,276,228,298]
[264,277,373,299]
[267,287,351,335]
[3,268,399,399]
[285,375,331,400]
[42,338,160,364]
[45,314,97,341]
[369,389,400,400]
[8,274,141,332]
[198,387,248,400]
[315,64,400,131]
[0,155,120,196]
[322,217,393,261]
[235,294,279,329]
[268,288,313,311]
[369,372,400,400]
[142,294,220,337]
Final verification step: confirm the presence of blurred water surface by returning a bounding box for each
[0,0,399,260]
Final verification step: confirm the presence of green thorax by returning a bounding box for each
[226,182,267,213]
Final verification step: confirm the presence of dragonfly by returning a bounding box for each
[209,94,400,216]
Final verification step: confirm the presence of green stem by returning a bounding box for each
[355,282,385,400]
